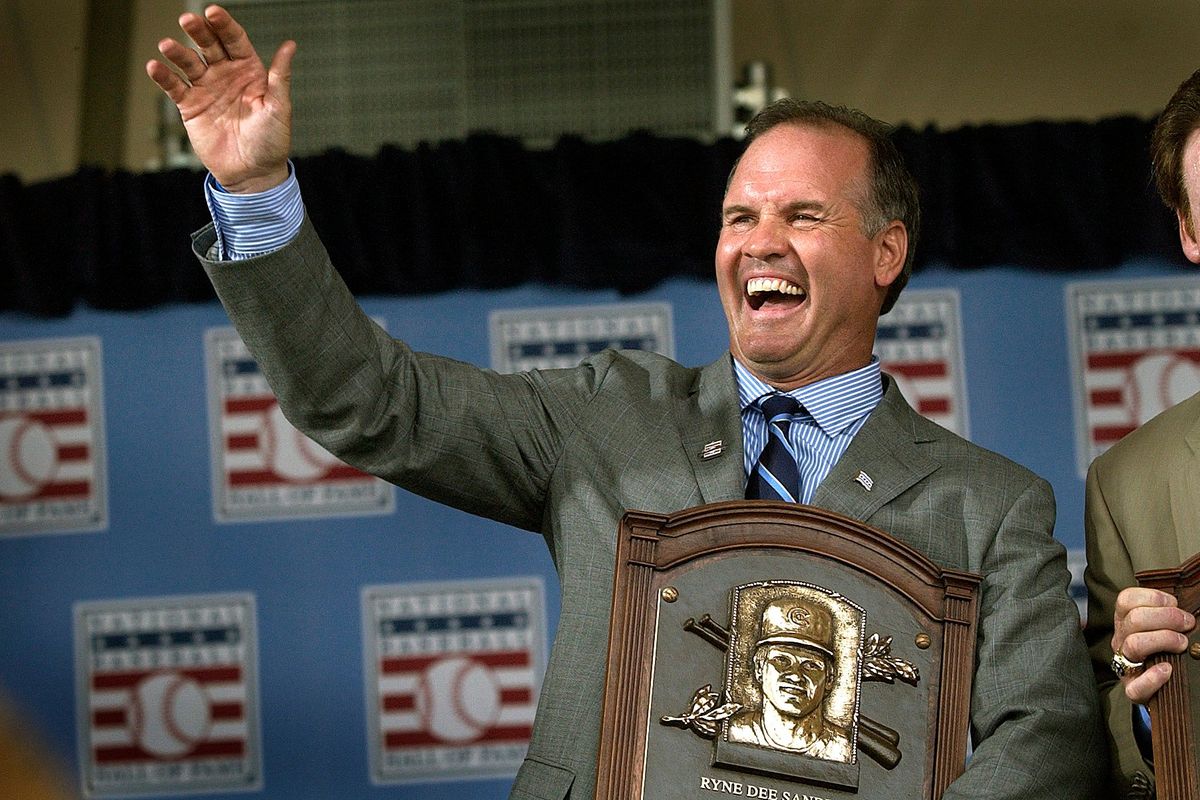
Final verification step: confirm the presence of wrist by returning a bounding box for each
[216,165,290,195]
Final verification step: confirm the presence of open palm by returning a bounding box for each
[146,5,294,193]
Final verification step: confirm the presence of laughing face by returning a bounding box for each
[716,122,907,390]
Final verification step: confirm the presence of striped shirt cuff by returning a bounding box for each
[204,163,305,261]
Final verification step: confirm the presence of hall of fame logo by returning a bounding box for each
[1067,278,1200,475]
[875,290,969,437]
[362,577,545,784]
[489,302,674,372]
[74,593,261,798]
[0,337,107,537]
[204,327,394,522]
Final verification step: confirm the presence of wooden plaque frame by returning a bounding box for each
[1137,550,1200,800]
[594,501,980,800]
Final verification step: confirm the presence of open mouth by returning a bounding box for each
[746,277,806,311]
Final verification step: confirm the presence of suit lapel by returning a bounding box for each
[1168,396,1200,563]
[673,354,746,505]
[672,364,940,514]
[812,375,940,521]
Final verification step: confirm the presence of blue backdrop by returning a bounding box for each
[0,253,1191,799]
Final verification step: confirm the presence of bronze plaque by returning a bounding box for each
[595,501,980,800]
[1137,551,1200,800]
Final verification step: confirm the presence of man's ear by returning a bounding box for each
[1179,209,1200,264]
[874,221,907,289]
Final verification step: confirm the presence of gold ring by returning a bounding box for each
[1110,649,1144,679]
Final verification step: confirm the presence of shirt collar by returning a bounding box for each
[734,357,883,435]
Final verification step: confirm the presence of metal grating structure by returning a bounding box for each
[218,0,731,155]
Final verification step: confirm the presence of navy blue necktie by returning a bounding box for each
[746,394,802,503]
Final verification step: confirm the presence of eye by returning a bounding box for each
[725,214,754,230]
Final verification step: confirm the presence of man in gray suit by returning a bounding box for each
[148,6,1105,798]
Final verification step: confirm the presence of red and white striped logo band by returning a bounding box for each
[876,290,970,438]
[363,578,545,785]
[0,336,107,537]
[205,327,393,523]
[75,594,261,798]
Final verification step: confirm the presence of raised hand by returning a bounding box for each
[1112,586,1197,704]
[146,4,295,193]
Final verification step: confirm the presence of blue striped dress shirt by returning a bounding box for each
[205,164,304,260]
[735,358,883,504]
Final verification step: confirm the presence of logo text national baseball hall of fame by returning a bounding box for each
[489,302,675,372]
[0,336,107,536]
[875,290,970,437]
[205,327,394,522]
[363,578,545,784]
[75,593,261,798]
[1067,278,1200,475]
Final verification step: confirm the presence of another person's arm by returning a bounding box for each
[1084,458,1196,792]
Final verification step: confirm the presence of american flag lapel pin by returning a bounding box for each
[700,440,724,460]
[854,470,874,491]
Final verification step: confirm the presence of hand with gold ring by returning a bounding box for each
[1111,587,1196,704]
[1109,649,1143,679]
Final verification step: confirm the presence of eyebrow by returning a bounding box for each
[721,200,828,218]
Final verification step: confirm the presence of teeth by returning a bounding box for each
[746,277,804,296]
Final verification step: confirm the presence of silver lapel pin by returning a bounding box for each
[699,440,724,460]
[854,470,874,491]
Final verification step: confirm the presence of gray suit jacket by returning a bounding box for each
[1085,390,1200,799]
[195,217,1104,799]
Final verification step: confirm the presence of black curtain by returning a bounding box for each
[0,116,1187,318]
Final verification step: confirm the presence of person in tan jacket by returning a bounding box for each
[1085,66,1200,800]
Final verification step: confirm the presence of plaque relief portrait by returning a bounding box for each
[661,579,919,791]
[724,584,863,763]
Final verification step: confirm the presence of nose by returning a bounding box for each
[742,216,788,261]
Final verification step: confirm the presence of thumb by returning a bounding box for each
[266,40,296,108]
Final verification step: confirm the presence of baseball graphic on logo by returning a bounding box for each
[418,657,501,743]
[131,673,211,757]
[1128,353,1200,425]
[0,415,58,499]
[263,403,340,482]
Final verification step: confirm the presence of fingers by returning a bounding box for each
[179,10,230,67]
[176,5,258,67]
[1110,586,1196,689]
[145,59,188,104]
[1115,587,1178,618]
[155,37,207,83]
[1119,627,1192,664]
[203,5,258,61]
[1125,661,1173,705]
